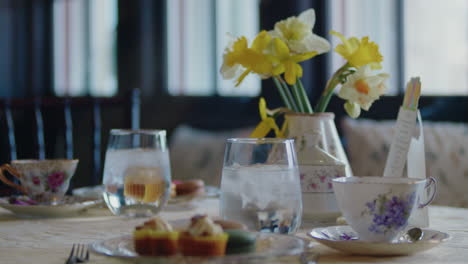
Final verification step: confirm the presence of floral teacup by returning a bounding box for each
[332,176,436,242]
[0,159,79,203]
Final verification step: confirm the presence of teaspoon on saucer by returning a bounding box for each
[406,227,423,242]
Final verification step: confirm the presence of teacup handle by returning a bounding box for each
[0,164,27,193]
[419,177,437,208]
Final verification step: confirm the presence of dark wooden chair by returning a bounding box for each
[0,89,141,196]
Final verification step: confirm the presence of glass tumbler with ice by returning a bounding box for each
[102,129,171,217]
[220,138,302,234]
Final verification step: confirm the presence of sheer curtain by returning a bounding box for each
[329,0,468,96]
[53,0,118,97]
[166,0,260,97]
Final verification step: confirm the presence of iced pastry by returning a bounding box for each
[124,167,166,203]
[133,217,179,256]
[179,215,229,256]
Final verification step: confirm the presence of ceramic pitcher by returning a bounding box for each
[285,113,352,223]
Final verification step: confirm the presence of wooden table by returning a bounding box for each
[0,199,467,263]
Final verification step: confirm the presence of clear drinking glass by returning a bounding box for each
[102,129,171,217]
[220,138,302,234]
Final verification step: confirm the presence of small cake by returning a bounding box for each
[179,215,229,256]
[174,179,205,196]
[124,167,166,203]
[133,217,179,256]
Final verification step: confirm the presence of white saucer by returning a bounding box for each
[0,196,100,218]
[309,225,450,256]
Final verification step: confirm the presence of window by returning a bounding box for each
[53,0,118,97]
[404,0,468,95]
[166,0,260,97]
[329,0,468,95]
[329,0,399,94]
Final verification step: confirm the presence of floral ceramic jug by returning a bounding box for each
[285,113,352,223]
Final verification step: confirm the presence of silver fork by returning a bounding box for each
[65,244,89,264]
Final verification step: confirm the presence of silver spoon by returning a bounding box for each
[406,227,423,242]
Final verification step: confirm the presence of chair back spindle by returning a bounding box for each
[92,99,102,185]
[131,88,141,130]
[5,99,17,161]
[34,98,46,160]
[1,88,141,190]
[64,98,74,159]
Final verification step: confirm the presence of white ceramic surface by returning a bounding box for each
[309,225,450,256]
[332,176,436,242]
[0,196,99,218]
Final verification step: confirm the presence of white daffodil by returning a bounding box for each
[269,9,330,54]
[338,65,389,118]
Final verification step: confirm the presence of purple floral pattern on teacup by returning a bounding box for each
[32,176,41,185]
[47,172,65,192]
[362,191,416,234]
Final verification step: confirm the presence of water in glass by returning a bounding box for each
[220,138,302,234]
[102,130,171,217]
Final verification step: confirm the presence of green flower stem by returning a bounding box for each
[297,78,313,113]
[278,77,299,112]
[315,63,350,112]
[291,82,305,112]
[273,77,296,111]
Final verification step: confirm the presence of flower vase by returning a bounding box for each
[285,113,353,224]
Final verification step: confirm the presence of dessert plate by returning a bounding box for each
[91,232,305,263]
[309,225,450,256]
[0,196,100,218]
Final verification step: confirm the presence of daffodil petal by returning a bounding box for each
[295,64,303,78]
[298,8,316,27]
[250,121,272,138]
[344,101,361,118]
[291,51,318,63]
[259,97,268,120]
[284,61,297,85]
[265,118,284,138]
[272,65,285,76]
[272,38,290,58]
[251,31,272,52]
[235,69,251,86]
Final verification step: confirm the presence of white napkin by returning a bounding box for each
[383,107,418,178]
[407,111,429,227]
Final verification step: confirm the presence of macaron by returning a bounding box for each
[174,179,205,196]
[213,219,248,231]
[224,230,257,254]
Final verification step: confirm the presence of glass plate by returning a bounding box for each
[73,185,220,203]
[91,232,305,263]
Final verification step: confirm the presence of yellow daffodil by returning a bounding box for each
[221,8,389,125]
[250,98,285,138]
[220,31,275,86]
[338,65,389,118]
[270,38,318,85]
[270,9,330,54]
[331,31,383,69]
[220,35,248,81]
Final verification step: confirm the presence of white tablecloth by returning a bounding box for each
[1,199,467,263]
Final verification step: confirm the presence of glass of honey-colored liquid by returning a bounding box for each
[102,130,171,217]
